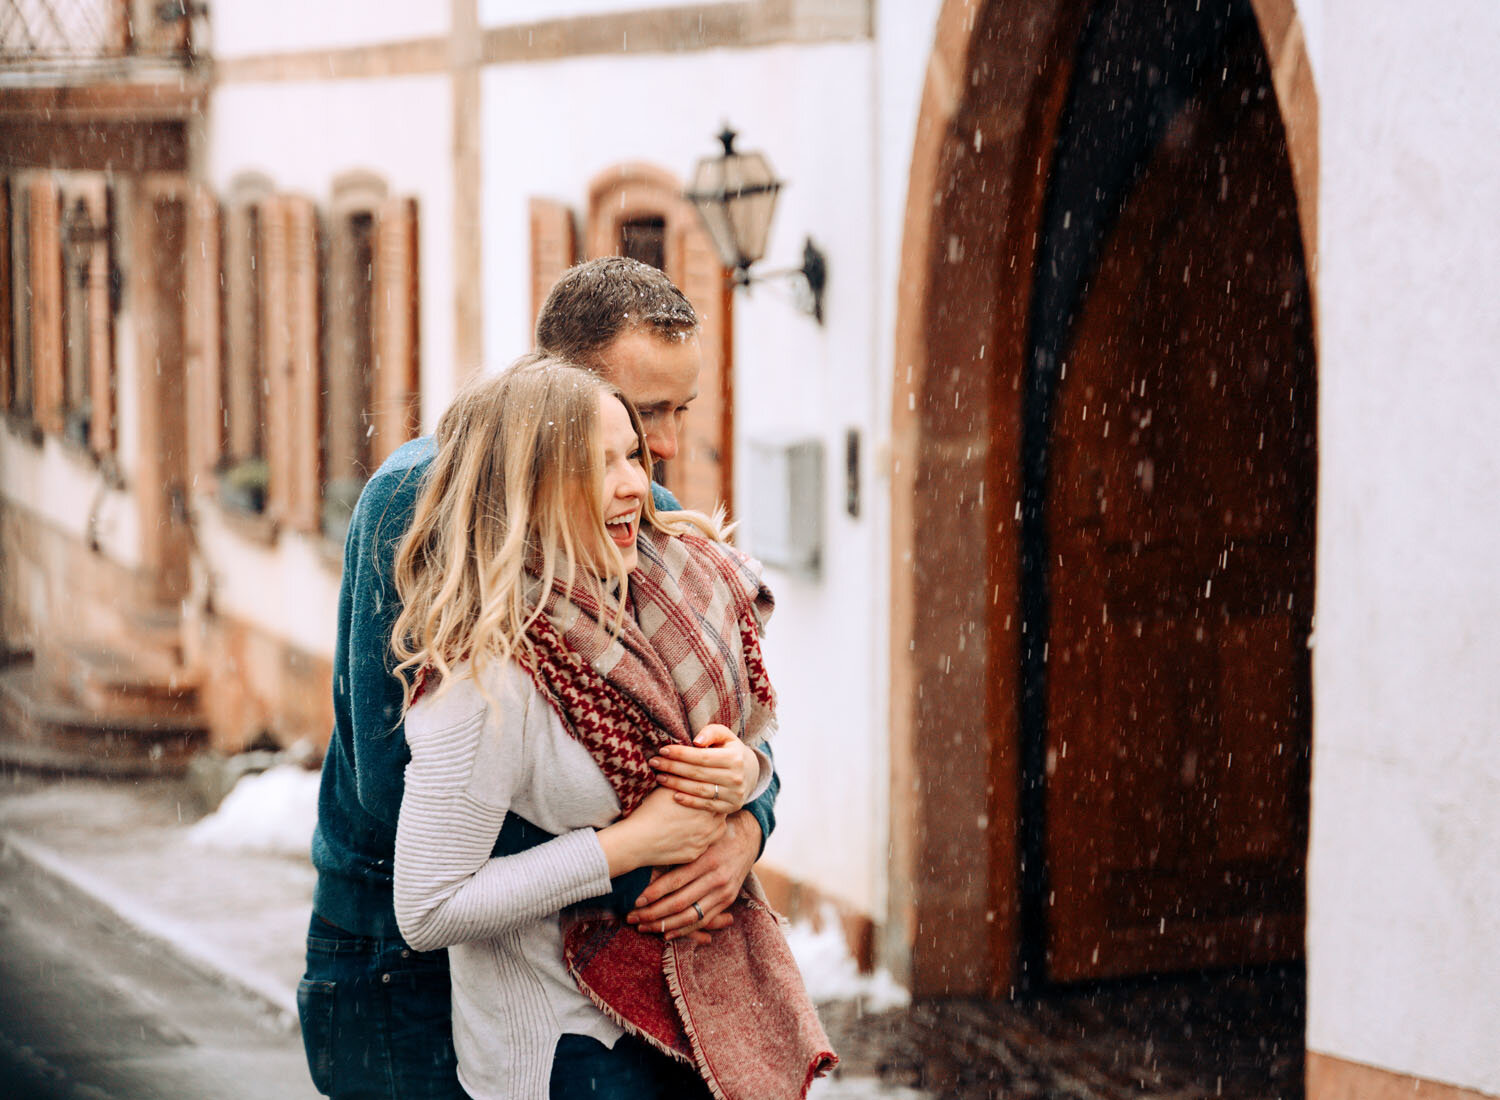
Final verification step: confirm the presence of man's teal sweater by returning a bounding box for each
[310,437,779,939]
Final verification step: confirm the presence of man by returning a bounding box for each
[299,257,779,1098]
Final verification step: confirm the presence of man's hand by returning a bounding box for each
[626,809,763,943]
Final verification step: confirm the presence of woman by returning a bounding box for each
[390,356,835,1100]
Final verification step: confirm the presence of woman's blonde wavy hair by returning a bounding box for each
[391,353,720,713]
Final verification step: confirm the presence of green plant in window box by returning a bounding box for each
[219,457,270,514]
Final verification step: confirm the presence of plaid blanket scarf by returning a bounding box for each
[513,526,837,1100]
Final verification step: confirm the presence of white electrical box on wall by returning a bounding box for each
[748,435,824,575]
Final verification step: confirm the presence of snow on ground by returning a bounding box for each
[187,765,322,858]
[787,909,926,1097]
[784,904,911,1013]
[808,1078,928,1099]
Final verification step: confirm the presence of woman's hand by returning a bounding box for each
[649,725,760,813]
[596,786,725,878]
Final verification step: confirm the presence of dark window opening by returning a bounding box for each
[321,209,376,541]
[619,215,667,272]
[220,202,268,513]
[9,179,33,419]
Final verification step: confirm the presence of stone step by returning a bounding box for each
[71,604,187,669]
[0,660,206,778]
[59,643,200,721]
[122,604,187,664]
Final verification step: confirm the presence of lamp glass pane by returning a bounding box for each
[688,155,742,268]
[721,151,779,267]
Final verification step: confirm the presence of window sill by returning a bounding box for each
[2,417,123,487]
[55,433,124,488]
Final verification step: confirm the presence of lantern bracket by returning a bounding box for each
[731,237,827,324]
[685,126,827,325]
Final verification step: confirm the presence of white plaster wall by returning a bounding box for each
[0,434,140,568]
[1294,0,1323,76]
[481,42,883,914]
[481,0,737,26]
[205,75,454,655]
[209,0,447,59]
[1310,1,1500,1093]
[193,511,341,658]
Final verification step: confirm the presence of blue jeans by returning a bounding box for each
[297,913,465,1099]
[548,1033,712,1099]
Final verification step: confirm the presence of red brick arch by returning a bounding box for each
[886,0,1319,997]
[585,163,735,517]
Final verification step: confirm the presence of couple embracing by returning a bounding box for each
[299,258,836,1099]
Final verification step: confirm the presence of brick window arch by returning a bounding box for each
[586,163,733,518]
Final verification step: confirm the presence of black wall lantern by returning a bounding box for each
[685,126,827,324]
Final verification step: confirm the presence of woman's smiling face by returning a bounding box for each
[594,391,650,575]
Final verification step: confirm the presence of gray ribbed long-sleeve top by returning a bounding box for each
[394,656,771,1100]
[394,658,628,1100]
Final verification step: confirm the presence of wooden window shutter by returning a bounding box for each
[222,201,261,465]
[0,179,10,414]
[29,176,64,435]
[84,182,115,456]
[258,194,292,520]
[669,222,734,517]
[284,195,321,532]
[185,186,222,478]
[529,198,577,336]
[372,196,419,467]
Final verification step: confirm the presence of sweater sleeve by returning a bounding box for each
[340,450,431,829]
[741,742,779,855]
[393,671,616,952]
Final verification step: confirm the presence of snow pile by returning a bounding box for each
[187,765,321,858]
[784,905,910,1012]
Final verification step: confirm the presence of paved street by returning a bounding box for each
[0,774,1304,1100]
[0,847,318,1100]
[820,967,1303,1099]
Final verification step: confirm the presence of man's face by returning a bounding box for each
[594,328,702,466]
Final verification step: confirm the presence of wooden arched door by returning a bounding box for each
[1039,15,1316,981]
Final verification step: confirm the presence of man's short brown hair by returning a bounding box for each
[535,257,699,369]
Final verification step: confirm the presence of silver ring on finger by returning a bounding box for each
[692,901,705,921]
[712,784,719,801]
